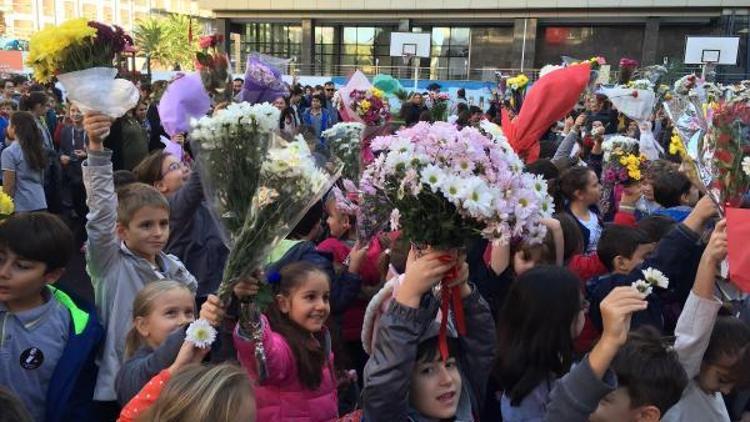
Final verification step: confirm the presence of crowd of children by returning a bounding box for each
[0,68,749,422]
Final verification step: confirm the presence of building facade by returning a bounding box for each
[200,0,750,80]
[1,0,208,40]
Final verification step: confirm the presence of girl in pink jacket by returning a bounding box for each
[234,261,338,421]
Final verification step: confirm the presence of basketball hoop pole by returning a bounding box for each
[413,57,419,92]
[701,61,716,80]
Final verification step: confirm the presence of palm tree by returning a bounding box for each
[163,14,201,71]
[133,17,170,71]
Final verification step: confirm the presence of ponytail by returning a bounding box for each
[9,111,47,171]
[124,326,145,359]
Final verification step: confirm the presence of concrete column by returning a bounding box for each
[642,18,660,66]
[301,19,313,75]
[511,18,537,71]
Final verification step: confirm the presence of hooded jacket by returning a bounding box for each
[83,148,197,401]
[45,286,105,422]
[362,284,495,422]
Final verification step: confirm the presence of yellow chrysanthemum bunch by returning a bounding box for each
[27,18,96,83]
[669,130,687,158]
[507,74,529,90]
[369,87,384,99]
[360,99,371,112]
[618,153,643,181]
[0,190,14,218]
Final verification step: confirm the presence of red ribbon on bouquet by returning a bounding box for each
[437,255,466,361]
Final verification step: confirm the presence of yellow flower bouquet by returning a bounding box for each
[28,19,139,118]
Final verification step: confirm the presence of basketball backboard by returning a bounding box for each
[390,32,431,58]
[684,36,740,65]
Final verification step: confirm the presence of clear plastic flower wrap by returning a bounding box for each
[189,102,280,254]
[322,122,365,182]
[227,136,343,308]
[57,67,140,118]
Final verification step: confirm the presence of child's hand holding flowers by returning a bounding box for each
[199,295,226,327]
[397,248,457,309]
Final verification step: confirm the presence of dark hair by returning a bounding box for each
[267,261,330,390]
[469,105,482,115]
[19,91,48,112]
[0,212,73,271]
[233,77,244,83]
[637,215,676,244]
[597,224,649,272]
[290,201,323,239]
[495,265,581,406]
[416,335,461,364]
[324,81,334,87]
[554,213,584,262]
[611,327,688,416]
[9,111,47,171]
[311,94,325,105]
[525,159,559,181]
[133,150,170,186]
[456,102,469,115]
[703,316,750,386]
[558,166,594,203]
[457,88,466,98]
[0,387,32,422]
[114,170,138,190]
[652,170,692,208]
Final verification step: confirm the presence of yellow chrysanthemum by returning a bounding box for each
[628,169,642,181]
[360,100,371,112]
[0,191,14,216]
[669,130,686,157]
[27,18,96,83]
[370,88,384,99]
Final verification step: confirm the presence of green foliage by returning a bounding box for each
[133,14,201,71]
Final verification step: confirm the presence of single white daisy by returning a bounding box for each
[632,279,653,296]
[185,319,218,349]
[642,267,669,289]
[742,156,750,177]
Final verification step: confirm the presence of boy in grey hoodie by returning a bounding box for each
[82,113,196,405]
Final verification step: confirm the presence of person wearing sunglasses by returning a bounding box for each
[323,81,339,125]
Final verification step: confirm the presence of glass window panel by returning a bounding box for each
[451,27,470,46]
[63,1,76,19]
[449,57,468,78]
[343,27,357,45]
[374,44,390,56]
[357,27,375,45]
[289,26,302,44]
[343,44,358,55]
[432,28,450,49]
[42,0,55,14]
[13,0,33,14]
[82,3,97,19]
[341,55,357,66]
[357,55,373,66]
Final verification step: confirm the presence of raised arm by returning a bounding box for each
[674,219,725,378]
[82,112,120,278]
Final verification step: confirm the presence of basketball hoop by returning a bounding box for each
[402,53,414,66]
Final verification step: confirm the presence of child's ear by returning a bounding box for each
[613,255,627,272]
[116,222,128,240]
[154,181,168,194]
[43,267,65,285]
[276,295,291,314]
[134,316,150,338]
[634,405,661,422]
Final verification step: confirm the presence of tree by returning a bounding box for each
[132,14,201,71]
[133,17,170,70]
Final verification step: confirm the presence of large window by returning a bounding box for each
[340,26,393,73]
[430,27,470,80]
[535,26,644,69]
[242,23,302,63]
[315,26,336,76]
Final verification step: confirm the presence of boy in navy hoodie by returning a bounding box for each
[588,195,715,333]
[0,213,104,422]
